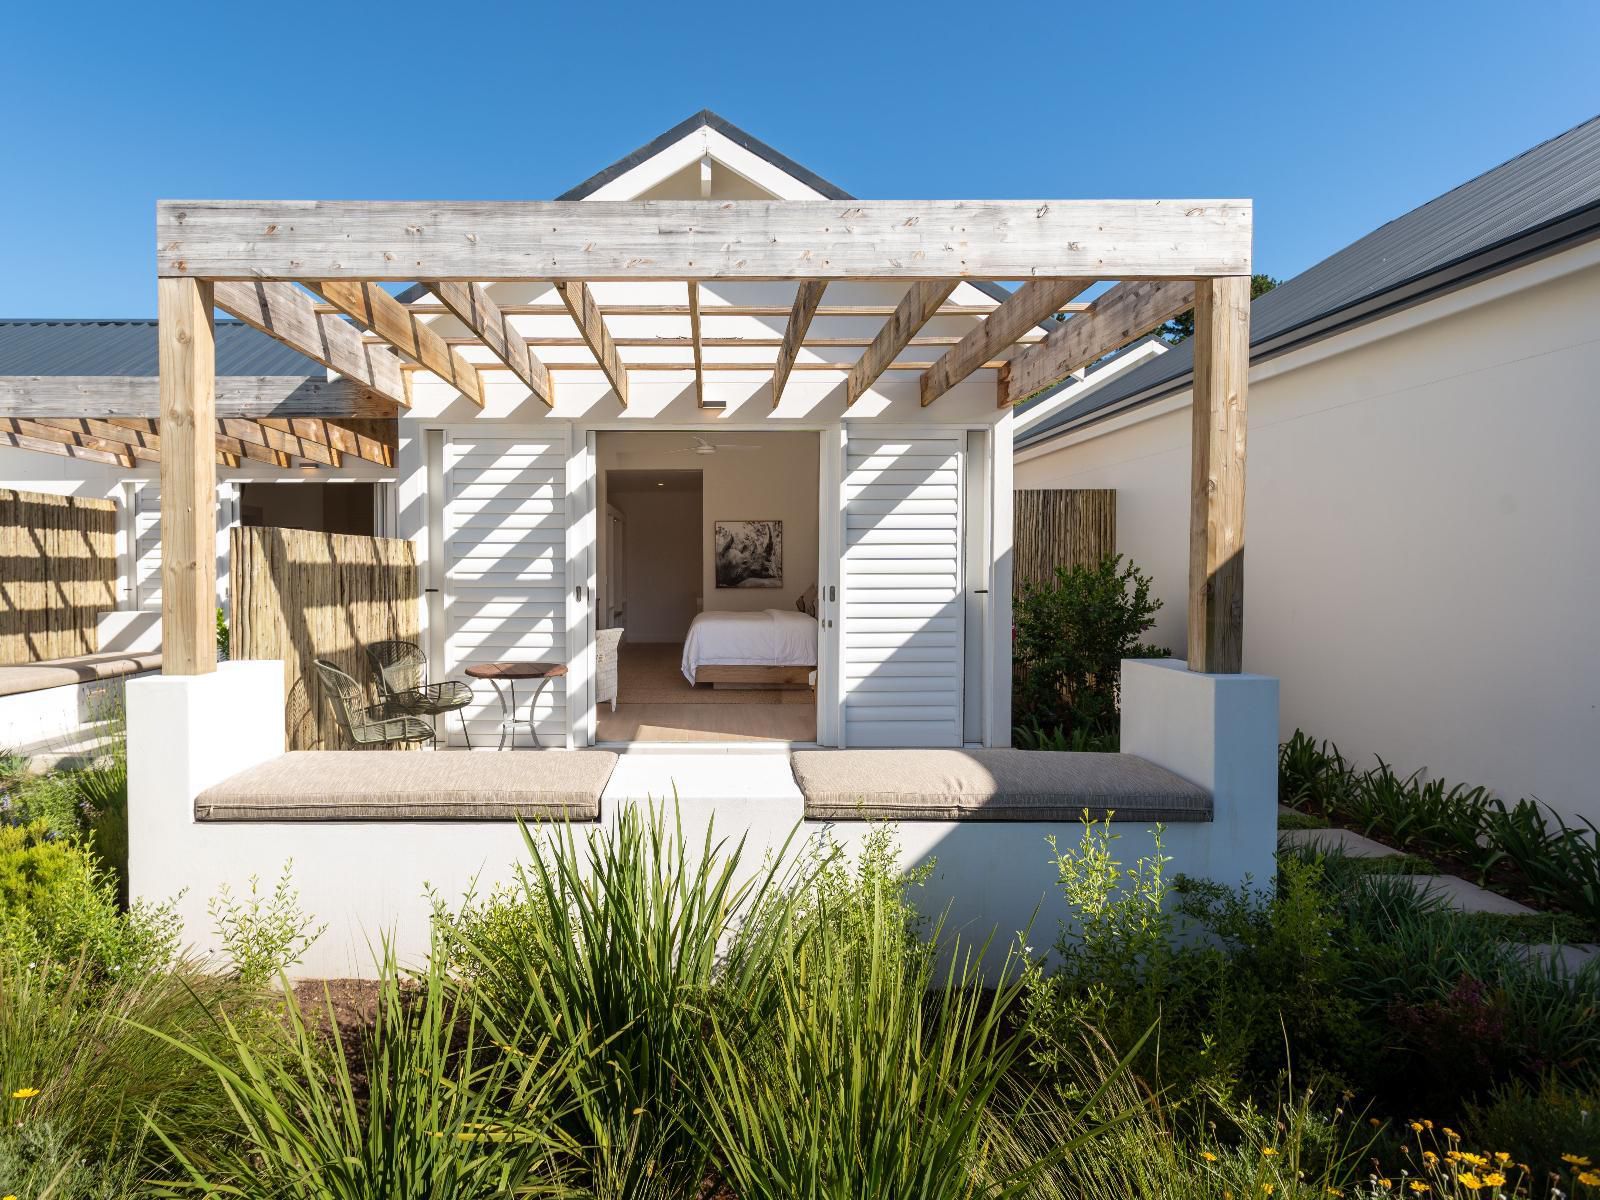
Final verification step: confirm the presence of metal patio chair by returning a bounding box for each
[313,658,436,749]
[365,639,475,749]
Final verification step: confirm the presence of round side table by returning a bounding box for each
[464,661,568,749]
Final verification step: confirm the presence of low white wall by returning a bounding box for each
[128,659,1277,979]
[1016,245,1600,826]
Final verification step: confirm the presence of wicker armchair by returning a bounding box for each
[596,627,624,712]
[366,640,474,749]
[313,659,436,749]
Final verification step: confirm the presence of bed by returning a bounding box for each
[681,609,818,687]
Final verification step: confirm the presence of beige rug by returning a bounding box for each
[620,641,812,706]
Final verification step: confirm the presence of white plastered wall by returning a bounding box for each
[1016,241,1600,824]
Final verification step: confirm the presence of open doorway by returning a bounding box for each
[238,482,377,536]
[596,431,819,743]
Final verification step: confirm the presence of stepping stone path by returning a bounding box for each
[1279,817,1596,973]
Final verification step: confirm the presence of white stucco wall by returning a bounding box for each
[1016,242,1600,825]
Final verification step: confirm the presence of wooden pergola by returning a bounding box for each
[154,198,1252,678]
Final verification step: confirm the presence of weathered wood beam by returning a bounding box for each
[424,281,552,406]
[920,279,1092,407]
[221,417,338,467]
[847,282,959,405]
[997,280,1198,406]
[158,277,216,675]
[311,281,482,407]
[213,281,409,409]
[773,281,826,408]
[35,418,160,464]
[0,375,393,419]
[336,301,1090,319]
[158,199,1253,281]
[1187,276,1250,675]
[687,282,709,408]
[0,425,132,468]
[555,282,628,406]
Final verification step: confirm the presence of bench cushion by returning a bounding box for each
[790,749,1212,823]
[194,750,616,822]
[0,651,162,698]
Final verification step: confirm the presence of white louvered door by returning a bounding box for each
[442,432,569,747]
[840,432,965,747]
[131,482,234,612]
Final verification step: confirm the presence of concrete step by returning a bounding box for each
[1280,827,1401,858]
[1393,872,1539,916]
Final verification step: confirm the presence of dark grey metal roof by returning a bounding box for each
[1017,112,1600,450]
[0,318,322,376]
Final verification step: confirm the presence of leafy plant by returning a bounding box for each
[206,860,326,986]
[1013,554,1167,739]
[1465,1075,1600,1178]
[1014,721,1120,753]
[700,883,1113,1199]
[446,803,812,1199]
[215,605,229,660]
[148,941,583,1198]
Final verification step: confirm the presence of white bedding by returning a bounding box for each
[681,609,818,684]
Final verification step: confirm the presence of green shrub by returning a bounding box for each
[700,887,1104,1199]
[0,1118,150,1200]
[206,860,326,986]
[0,949,261,1181]
[1013,721,1120,753]
[150,941,582,1198]
[1013,554,1167,739]
[0,821,177,976]
[443,804,812,1199]
[1464,1075,1600,1177]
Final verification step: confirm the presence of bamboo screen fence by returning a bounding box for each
[230,526,420,750]
[1013,489,1116,594]
[0,488,119,664]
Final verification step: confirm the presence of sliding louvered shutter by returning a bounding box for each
[443,434,568,747]
[841,434,964,747]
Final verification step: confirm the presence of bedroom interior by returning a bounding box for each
[595,429,820,743]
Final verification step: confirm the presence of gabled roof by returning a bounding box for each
[1016,112,1600,450]
[556,109,852,201]
[0,318,326,376]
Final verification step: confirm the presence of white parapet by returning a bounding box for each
[1120,656,1280,890]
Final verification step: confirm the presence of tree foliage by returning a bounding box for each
[1159,273,1281,344]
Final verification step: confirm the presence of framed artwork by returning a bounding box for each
[714,519,783,588]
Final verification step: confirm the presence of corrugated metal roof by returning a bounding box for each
[1017,112,1600,449]
[0,318,321,377]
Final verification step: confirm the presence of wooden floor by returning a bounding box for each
[595,641,816,743]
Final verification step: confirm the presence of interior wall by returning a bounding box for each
[608,482,702,642]
[1014,246,1600,825]
[597,431,820,622]
[238,482,376,536]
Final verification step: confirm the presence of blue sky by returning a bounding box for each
[2,0,1595,317]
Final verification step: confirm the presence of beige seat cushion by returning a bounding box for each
[0,651,162,698]
[195,750,616,822]
[790,749,1211,823]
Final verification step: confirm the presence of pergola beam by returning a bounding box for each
[0,376,393,419]
[312,281,482,407]
[687,282,708,408]
[1188,276,1250,674]
[424,281,552,406]
[157,277,216,676]
[213,281,410,410]
[847,282,959,405]
[920,278,1092,407]
[772,281,826,407]
[1,424,132,468]
[158,199,1253,281]
[997,280,1197,406]
[555,282,628,406]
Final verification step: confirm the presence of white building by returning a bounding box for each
[1016,113,1600,824]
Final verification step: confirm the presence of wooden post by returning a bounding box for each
[158,277,217,675]
[1187,275,1250,674]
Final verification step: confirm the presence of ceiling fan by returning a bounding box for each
[668,435,762,456]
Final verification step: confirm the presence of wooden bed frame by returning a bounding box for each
[695,664,814,688]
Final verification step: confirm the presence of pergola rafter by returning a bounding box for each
[152,195,1253,677]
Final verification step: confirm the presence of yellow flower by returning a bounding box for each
[1565,1154,1594,1167]
[1409,1184,1429,1195]
[1411,1122,1425,1133]
[1263,1187,1275,1196]
[1327,1190,1345,1198]
[1458,1174,1483,1192]
[1579,1171,1600,1187]
[1443,1128,1461,1141]
[1423,1151,1440,1165]
[9,1088,38,1100]
[1201,1152,1219,1162]
[1459,1152,1489,1168]
[1483,1174,1506,1189]
[1261,1147,1278,1157]
[1494,1153,1511,1165]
